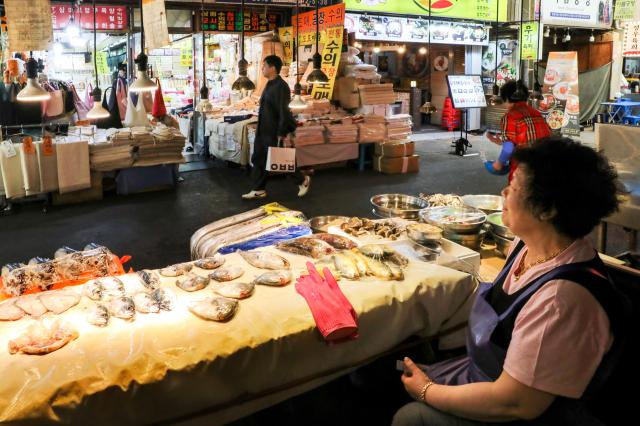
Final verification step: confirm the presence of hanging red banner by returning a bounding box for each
[294,3,345,34]
[51,5,128,31]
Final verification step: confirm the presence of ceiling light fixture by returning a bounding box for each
[17,53,51,102]
[86,0,110,120]
[307,0,329,85]
[589,30,595,43]
[397,45,406,54]
[129,0,157,92]
[232,0,256,92]
[544,26,550,38]
[289,0,307,110]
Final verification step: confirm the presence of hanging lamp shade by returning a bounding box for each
[86,87,110,119]
[130,53,157,92]
[420,101,436,114]
[289,83,307,110]
[232,58,256,91]
[17,58,50,102]
[307,53,328,84]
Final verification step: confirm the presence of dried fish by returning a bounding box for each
[359,245,385,259]
[151,288,176,311]
[332,253,360,280]
[188,297,238,321]
[109,296,136,320]
[312,233,357,250]
[340,217,403,240]
[8,321,79,355]
[276,238,336,259]
[136,270,160,291]
[0,300,25,321]
[384,261,405,281]
[210,266,245,282]
[214,282,255,299]
[194,254,225,270]
[1,262,25,278]
[86,303,110,327]
[176,273,210,292]
[314,257,342,281]
[54,246,77,259]
[101,277,126,299]
[238,250,290,270]
[133,292,160,314]
[160,263,193,277]
[342,250,369,277]
[14,295,48,318]
[361,256,394,280]
[39,291,80,315]
[83,279,103,301]
[253,270,293,286]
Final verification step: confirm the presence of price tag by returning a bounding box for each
[42,136,54,156]
[22,136,35,155]
[1,140,17,158]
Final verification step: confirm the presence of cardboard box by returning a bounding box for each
[373,154,419,174]
[374,140,415,157]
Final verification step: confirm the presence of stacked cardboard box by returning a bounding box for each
[294,125,326,146]
[358,83,396,105]
[386,114,413,141]
[325,123,358,144]
[373,139,419,174]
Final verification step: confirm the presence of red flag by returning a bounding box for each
[152,78,167,118]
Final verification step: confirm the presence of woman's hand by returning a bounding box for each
[486,132,503,145]
[400,357,432,401]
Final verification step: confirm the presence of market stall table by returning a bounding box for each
[0,247,476,426]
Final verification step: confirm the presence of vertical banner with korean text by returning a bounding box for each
[540,52,580,137]
[614,0,639,21]
[142,0,170,50]
[5,0,53,52]
[623,21,640,56]
[294,3,345,100]
[278,27,294,65]
[520,22,540,60]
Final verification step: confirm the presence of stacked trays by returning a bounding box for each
[487,212,515,257]
[419,206,487,250]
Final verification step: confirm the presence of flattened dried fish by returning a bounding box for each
[238,250,290,270]
[359,245,385,259]
[136,270,160,291]
[384,261,405,281]
[194,254,225,270]
[8,322,79,355]
[253,270,293,286]
[101,277,126,299]
[313,233,357,250]
[176,273,210,292]
[210,266,244,282]
[151,287,176,311]
[332,253,360,280]
[275,238,336,259]
[109,296,135,320]
[14,295,48,318]
[86,303,110,327]
[83,279,103,301]
[381,245,409,267]
[133,292,160,314]
[0,300,25,321]
[342,250,370,277]
[188,297,238,321]
[39,291,80,315]
[160,263,193,277]
[361,256,393,280]
[214,282,255,299]
[314,257,342,280]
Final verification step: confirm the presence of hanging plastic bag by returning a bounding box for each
[123,92,149,127]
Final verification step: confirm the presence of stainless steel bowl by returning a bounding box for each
[487,212,515,240]
[462,194,503,214]
[493,232,514,258]
[443,230,485,250]
[419,206,487,234]
[406,223,443,243]
[370,194,429,220]
[309,216,350,233]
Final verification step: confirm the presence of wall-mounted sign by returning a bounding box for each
[96,52,110,75]
[623,21,640,57]
[215,0,328,6]
[51,5,128,31]
[447,75,487,109]
[520,21,539,60]
[344,0,507,21]
[614,0,639,21]
[5,0,53,51]
[541,0,612,28]
[278,27,294,65]
[200,10,280,32]
[481,39,519,88]
[142,0,170,50]
[540,51,580,137]
[345,13,489,46]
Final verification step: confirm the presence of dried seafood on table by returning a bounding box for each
[253,270,293,287]
[176,274,210,292]
[194,254,225,270]
[133,292,161,314]
[0,300,25,321]
[340,217,403,240]
[188,297,238,321]
[313,245,407,282]
[210,266,245,282]
[151,288,176,311]
[419,193,464,207]
[8,321,79,355]
[109,296,136,320]
[238,250,290,270]
[214,282,255,299]
[160,263,193,277]
[275,237,336,259]
[38,290,81,315]
[86,303,110,327]
[312,233,357,250]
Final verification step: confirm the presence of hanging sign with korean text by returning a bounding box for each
[5,0,53,51]
[541,0,612,28]
[200,10,280,32]
[623,21,640,56]
[279,27,294,65]
[96,52,110,75]
[520,22,539,60]
[614,0,640,21]
[51,5,128,31]
[142,0,170,50]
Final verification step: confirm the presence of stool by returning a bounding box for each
[622,115,640,125]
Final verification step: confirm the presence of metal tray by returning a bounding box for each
[370,194,429,220]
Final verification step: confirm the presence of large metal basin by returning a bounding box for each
[419,206,486,234]
[370,194,429,220]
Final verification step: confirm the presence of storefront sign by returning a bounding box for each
[541,0,612,28]
[447,75,487,109]
[294,4,346,101]
[142,0,170,50]
[345,13,489,46]
[51,5,128,31]
[5,0,53,51]
[278,27,294,65]
[614,0,639,21]
[96,52,110,75]
[180,47,193,66]
[200,10,280,32]
[520,22,539,60]
[481,39,519,88]
[540,51,580,137]
[623,21,640,56]
[344,0,507,22]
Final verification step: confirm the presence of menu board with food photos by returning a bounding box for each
[447,75,487,109]
[539,51,580,137]
[200,10,280,32]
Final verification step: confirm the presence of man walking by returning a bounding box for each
[242,55,311,199]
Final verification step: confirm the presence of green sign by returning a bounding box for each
[614,0,638,21]
[520,22,539,60]
[96,52,109,75]
[344,0,508,22]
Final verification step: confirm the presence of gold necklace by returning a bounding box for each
[513,248,564,281]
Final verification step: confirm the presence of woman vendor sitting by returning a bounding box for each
[393,136,625,426]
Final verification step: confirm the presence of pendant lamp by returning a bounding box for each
[197,0,213,111]
[289,0,307,110]
[489,0,503,106]
[420,10,436,114]
[130,0,157,92]
[528,1,543,107]
[87,0,110,120]
[232,0,256,92]
[17,54,51,102]
[307,0,329,85]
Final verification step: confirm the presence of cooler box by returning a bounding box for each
[116,164,178,195]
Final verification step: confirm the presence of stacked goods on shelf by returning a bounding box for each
[110,129,132,146]
[301,98,332,116]
[373,138,419,175]
[441,97,461,131]
[386,114,412,141]
[358,84,396,105]
[90,144,134,171]
[396,92,410,114]
[131,127,155,146]
[354,115,386,143]
[294,124,326,147]
[135,127,185,166]
[325,122,359,144]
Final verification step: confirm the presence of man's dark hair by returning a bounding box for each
[512,136,620,239]
[264,55,283,74]
[500,79,529,102]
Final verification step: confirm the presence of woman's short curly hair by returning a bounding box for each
[512,136,620,239]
